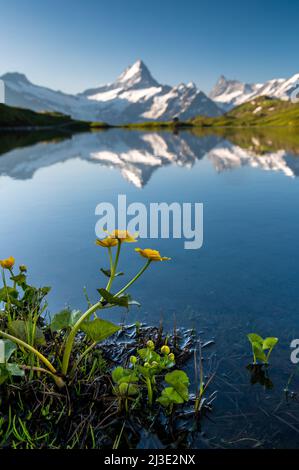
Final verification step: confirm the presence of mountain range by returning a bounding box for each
[1,130,298,187]
[210,73,299,111]
[0,60,222,124]
[1,60,299,123]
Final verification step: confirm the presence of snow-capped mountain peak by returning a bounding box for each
[210,72,299,110]
[116,59,159,88]
[1,60,223,124]
[1,72,31,84]
[209,76,260,111]
[78,60,222,122]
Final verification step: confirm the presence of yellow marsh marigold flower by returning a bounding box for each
[135,248,171,262]
[110,230,137,243]
[96,237,118,248]
[0,256,15,270]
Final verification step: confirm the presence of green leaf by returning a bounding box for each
[100,268,124,278]
[118,382,138,396]
[165,370,189,387]
[0,287,19,303]
[8,320,46,346]
[165,370,190,402]
[252,342,267,363]
[112,366,125,383]
[112,366,138,384]
[10,274,27,286]
[80,318,120,343]
[247,333,263,346]
[50,309,82,332]
[4,340,17,362]
[40,286,51,296]
[263,337,278,350]
[0,341,24,385]
[6,363,24,377]
[98,289,130,308]
[157,387,185,406]
[137,348,160,363]
[0,365,9,385]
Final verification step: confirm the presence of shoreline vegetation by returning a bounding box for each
[1,96,299,132]
[0,233,215,449]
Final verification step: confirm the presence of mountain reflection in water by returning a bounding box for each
[1,129,299,187]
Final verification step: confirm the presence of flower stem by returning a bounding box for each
[1,269,12,321]
[146,377,153,406]
[61,301,103,375]
[105,242,121,294]
[20,365,65,388]
[114,260,151,298]
[62,256,150,377]
[0,330,57,374]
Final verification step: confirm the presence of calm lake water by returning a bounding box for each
[1,128,299,448]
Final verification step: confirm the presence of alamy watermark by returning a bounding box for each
[95,195,203,250]
[0,79,5,104]
[290,339,299,364]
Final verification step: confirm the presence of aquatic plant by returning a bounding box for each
[111,339,190,412]
[157,370,190,412]
[247,333,278,365]
[193,341,215,415]
[0,233,170,386]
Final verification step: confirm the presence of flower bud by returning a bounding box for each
[146,340,155,350]
[168,353,175,362]
[161,345,170,355]
[19,265,27,273]
[130,355,137,365]
[144,362,150,368]
[151,361,159,367]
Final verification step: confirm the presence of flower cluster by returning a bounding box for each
[96,230,170,262]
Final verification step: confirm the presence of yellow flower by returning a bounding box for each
[0,256,15,270]
[135,248,170,262]
[110,230,137,243]
[95,237,118,248]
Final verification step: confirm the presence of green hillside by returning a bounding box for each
[191,97,299,127]
[0,103,109,130]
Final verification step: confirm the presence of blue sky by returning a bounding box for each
[0,0,298,94]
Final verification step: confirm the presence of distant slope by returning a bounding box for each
[191,97,299,127]
[0,103,108,129]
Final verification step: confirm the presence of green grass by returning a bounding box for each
[3,96,299,132]
[190,126,299,156]
[0,103,110,130]
[191,96,299,128]
[119,97,299,130]
[121,120,192,130]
